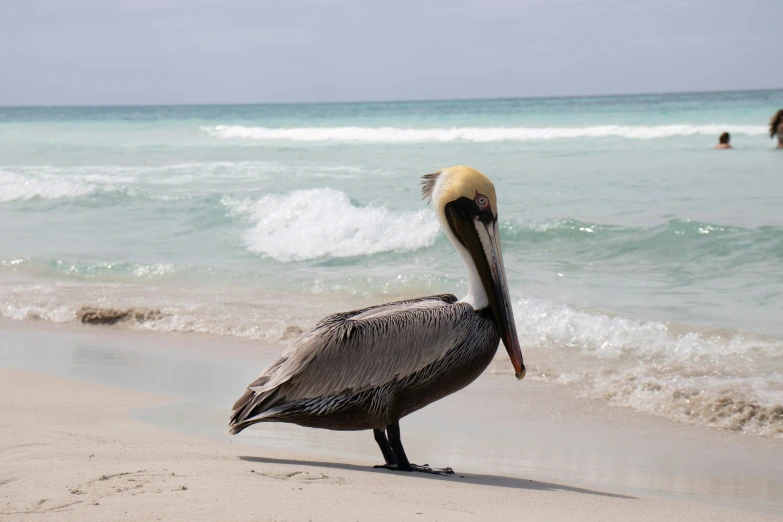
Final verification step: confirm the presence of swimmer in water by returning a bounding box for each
[770,109,783,149]
[715,132,732,149]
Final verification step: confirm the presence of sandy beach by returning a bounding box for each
[1,320,781,520]
[0,368,779,522]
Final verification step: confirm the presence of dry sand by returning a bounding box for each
[1,368,779,521]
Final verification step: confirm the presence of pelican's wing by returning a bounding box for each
[232,295,473,420]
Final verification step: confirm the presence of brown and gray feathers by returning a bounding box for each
[229,294,478,433]
[421,171,441,201]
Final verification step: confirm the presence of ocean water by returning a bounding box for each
[1,90,782,437]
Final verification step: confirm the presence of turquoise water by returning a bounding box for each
[1,90,782,436]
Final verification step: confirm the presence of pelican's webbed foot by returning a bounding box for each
[372,423,456,476]
[373,463,454,476]
[408,463,455,476]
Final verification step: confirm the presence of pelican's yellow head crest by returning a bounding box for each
[421,165,498,219]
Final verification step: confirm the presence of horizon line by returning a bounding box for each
[1,87,782,110]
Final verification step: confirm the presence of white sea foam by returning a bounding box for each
[504,295,783,437]
[202,124,768,143]
[578,368,783,437]
[0,162,377,202]
[1,303,75,323]
[0,170,97,202]
[513,295,783,363]
[223,188,440,262]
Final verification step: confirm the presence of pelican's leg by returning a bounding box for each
[372,428,396,465]
[376,422,455,476]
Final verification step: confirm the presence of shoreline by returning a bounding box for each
[2,367,781,521]
[1,319,782,517]
[2,303,782,440]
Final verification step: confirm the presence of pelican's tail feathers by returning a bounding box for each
[228,355,291,435]
[228,386,284,435]
[227,412,279,435]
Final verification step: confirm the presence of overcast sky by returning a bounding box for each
[1,0,781,106]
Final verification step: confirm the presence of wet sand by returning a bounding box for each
[1,320,782,519]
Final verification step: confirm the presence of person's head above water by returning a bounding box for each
[715,132,732,149]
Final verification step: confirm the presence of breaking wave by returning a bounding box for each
[0,162,381,203]
[0,170,100,202]
[202,124,768,143]
[503,295,783,438]
[514,295,783,363]
[223,188,440,262]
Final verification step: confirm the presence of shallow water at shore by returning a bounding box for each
[2,273,781,439]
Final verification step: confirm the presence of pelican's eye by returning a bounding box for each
[474,192,490,211]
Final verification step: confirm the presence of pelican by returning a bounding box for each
[229,166,525,475]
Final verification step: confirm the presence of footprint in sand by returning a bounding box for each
[252,469,344,485]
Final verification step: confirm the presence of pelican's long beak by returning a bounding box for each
[475,220,526,379]
[447,207,525,379]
